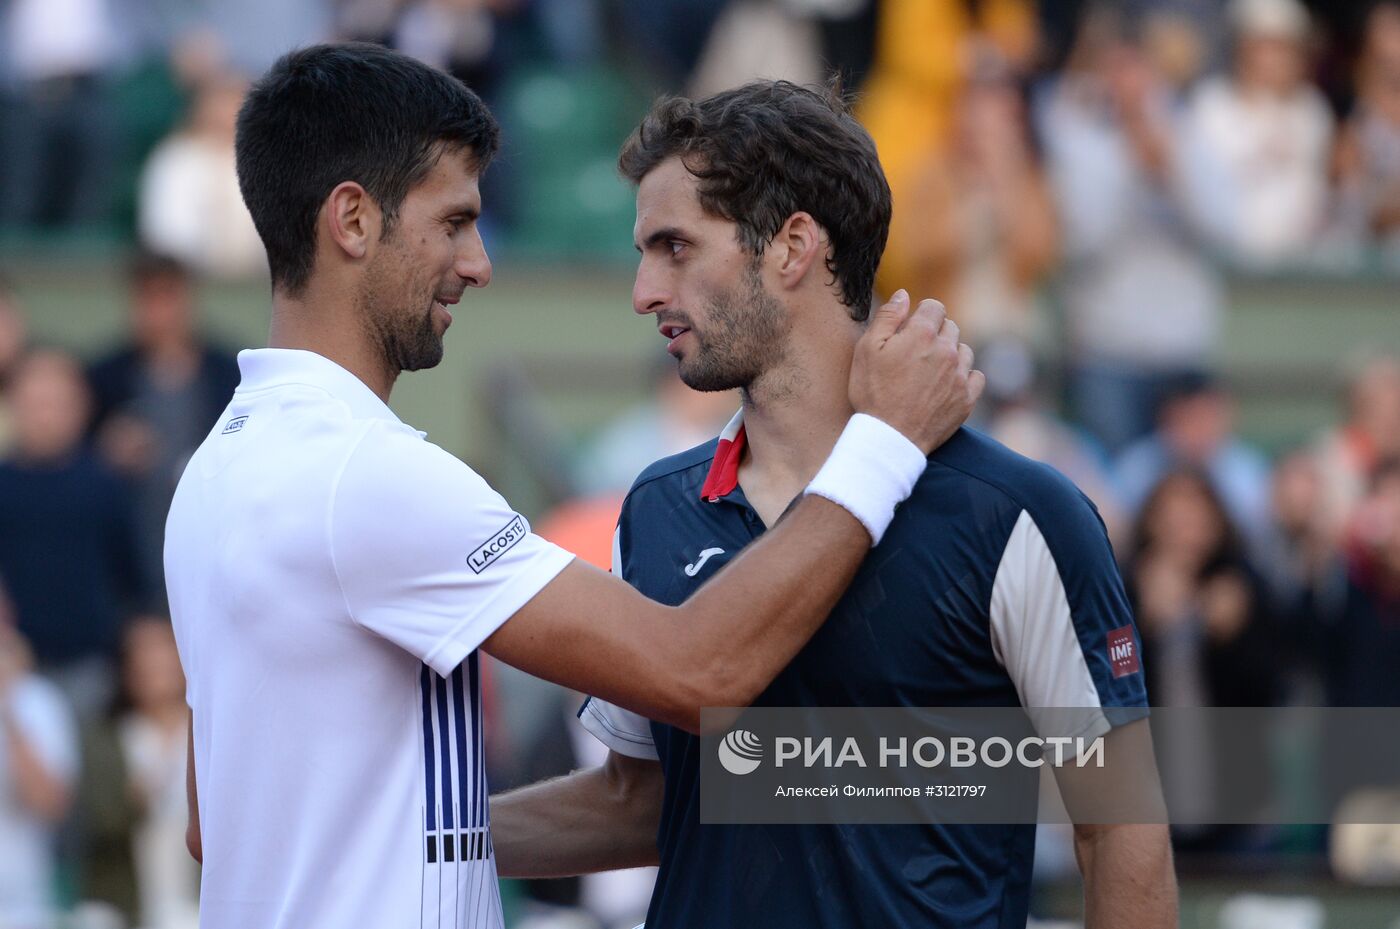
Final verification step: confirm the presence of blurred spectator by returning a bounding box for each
[890,52,1058,348]
[88,253,240,602]
[0,0,119,227]
[1138,4,1217,94]
[1114,372,1273,552]
[811,0,879,90]
[138,74,264,279]
[1335,0,1400,256]
[573,362,736,496]
[1308,463,1400,868]
[1313,355,1400,542]
[688,0,822,98]
[518,0,605,69]
[78,617,196,929]
[0,350,146,717]
[616,0,730,90]
[861,0,1039,300]
[1036,5,1234,453]
[1258,448,1336,609]
[1312,458,1400,707]
[0,283,30,456]
[977,339,1125,544]
[0,585,80,929]
[1185,0,1333,264]
[393,0,520,93]
[1126,469,1279,841]
[183,0,332,80]
[1127,469,1280,709]
[119,617,198,929]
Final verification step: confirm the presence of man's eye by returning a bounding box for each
[669,240,685,256]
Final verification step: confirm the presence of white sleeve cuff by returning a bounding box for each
[577,698,659,761]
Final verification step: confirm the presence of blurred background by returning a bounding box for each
[1,0,1399,927]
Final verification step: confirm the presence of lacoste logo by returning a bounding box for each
[684,547,725,577]
[221,415,249,435]
[468,515,527,574]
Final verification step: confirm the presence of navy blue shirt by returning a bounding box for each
[581,421,1148,929]
[0,450,144,665]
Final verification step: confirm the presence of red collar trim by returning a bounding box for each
[700,411,746,502]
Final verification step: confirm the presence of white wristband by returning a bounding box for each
[805,413,927,545]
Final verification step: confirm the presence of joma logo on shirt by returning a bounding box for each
[467,515,527,574]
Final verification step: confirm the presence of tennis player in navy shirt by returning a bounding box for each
[492,81,1176,928]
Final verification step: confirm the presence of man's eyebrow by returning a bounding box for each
[635,226,687,252]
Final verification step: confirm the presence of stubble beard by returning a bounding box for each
[677,261,788,394]
[358,239,446,375]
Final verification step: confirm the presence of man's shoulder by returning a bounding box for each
[623,439,719,505]
[336,420,490,505]
[921,428,1109,546]
[927,428,1089,509]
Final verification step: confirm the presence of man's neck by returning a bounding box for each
[737,313,861,522]
[267,286,398,404]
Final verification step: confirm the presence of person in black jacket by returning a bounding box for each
[1126,467,1282,855]
[87,252,239,603]
[0,350,145,717]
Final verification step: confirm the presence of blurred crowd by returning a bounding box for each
[3,0,1400,927]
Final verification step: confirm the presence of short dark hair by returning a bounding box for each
[235,42,500,295]
[619,80,891,318]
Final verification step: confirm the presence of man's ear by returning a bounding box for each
[770,212,827,292]
[323,181,380,261]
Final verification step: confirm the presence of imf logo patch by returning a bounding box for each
[717,729,764,775]
[1107,626,1141,679]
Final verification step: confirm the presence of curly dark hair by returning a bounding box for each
[618,80,891,319]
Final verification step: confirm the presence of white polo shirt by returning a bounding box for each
[165,348,573,929]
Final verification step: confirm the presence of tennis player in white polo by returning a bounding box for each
[164,43,981,929]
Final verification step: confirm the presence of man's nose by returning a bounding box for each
[457,232,492,288]
[633,265,667,316]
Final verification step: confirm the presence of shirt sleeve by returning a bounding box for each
[989,502,1149,746]
[331,422,574,677]
[576,526,659,760]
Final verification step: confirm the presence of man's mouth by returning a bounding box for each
[434,295,460,326]
[659,323,692,355]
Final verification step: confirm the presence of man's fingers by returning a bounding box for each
[867,289,911,341]
[957,342,975,377]
[935,314,960,348]
[967,369,987,406]
[902,298,947,338]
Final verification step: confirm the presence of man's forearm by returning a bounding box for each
[1075,823,1177,929]
[491,756,661,878]
[664,495,872,715]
